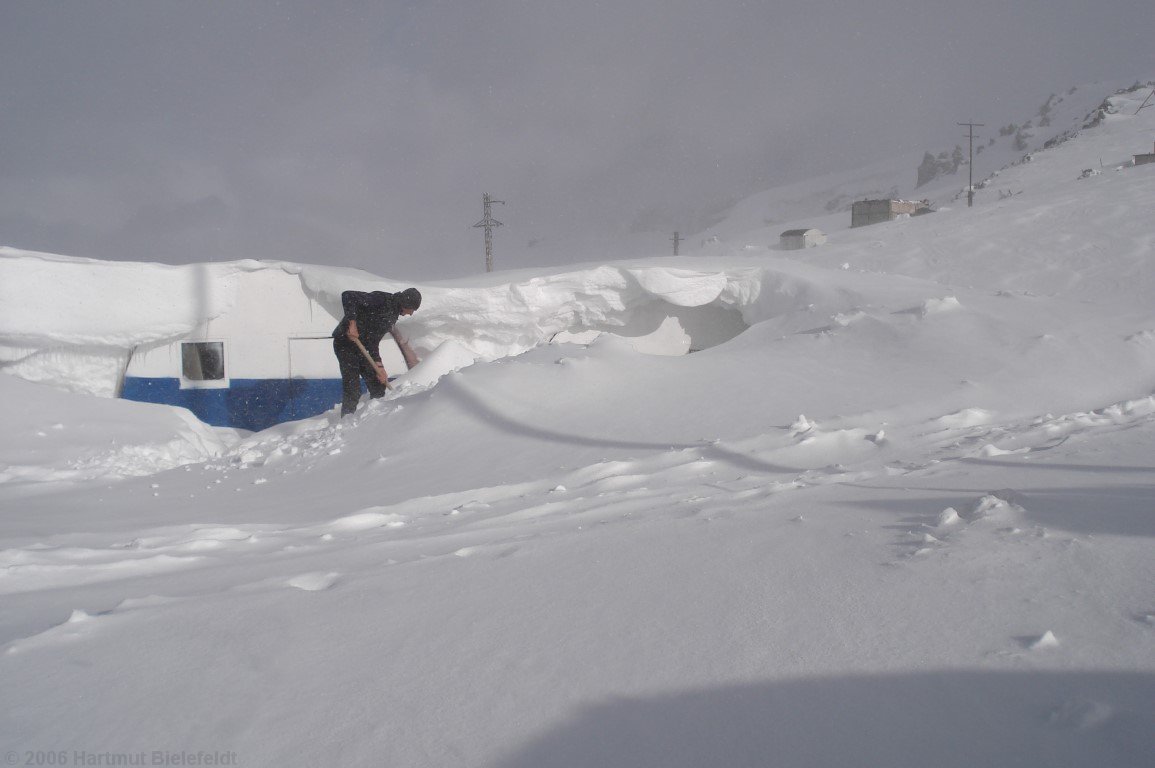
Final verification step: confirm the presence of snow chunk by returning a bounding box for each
[551,330,602,346]
[1029,630,1060,650]
[328,511,407,532]
[790,414,815,435]
[963,494,1023,521]
[619,315,691,356]
[397,339,480,388]
[924,296,961,314]
[979,443,1027,457]
[937,508,961,527]
[908,296,962,317]
[831,310,866,327]
[936,408,994,429]
[286,572,341,592]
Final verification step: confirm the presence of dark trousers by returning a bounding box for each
[333,338,387,416]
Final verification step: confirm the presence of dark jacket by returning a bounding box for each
[332,291,402,351]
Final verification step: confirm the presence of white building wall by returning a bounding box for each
[125,269,408,381]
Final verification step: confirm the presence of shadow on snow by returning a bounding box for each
[491,670,1155,768]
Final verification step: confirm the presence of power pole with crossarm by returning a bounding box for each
[958,121,985,207]
[473,193,505,273]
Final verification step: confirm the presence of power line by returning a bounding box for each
[472,193,505,273]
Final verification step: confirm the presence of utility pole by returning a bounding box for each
[473,193,505,273]
[670,231,682,256]
[958,121,985,207]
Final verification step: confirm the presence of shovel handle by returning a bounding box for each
[350,337,394,390]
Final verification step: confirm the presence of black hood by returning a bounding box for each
[398,288,422,310]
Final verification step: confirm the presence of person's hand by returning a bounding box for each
[347,319,360,341]
[374,364,388,385]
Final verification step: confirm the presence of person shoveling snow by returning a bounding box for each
[331,287,421,416]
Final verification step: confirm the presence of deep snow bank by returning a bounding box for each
[303,261,766,364]
[0,374,239,484]
[1,247,871,398]
[0,251,302,396]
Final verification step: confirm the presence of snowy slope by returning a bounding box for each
[1,82,1153,767]
[695,79,1149,252]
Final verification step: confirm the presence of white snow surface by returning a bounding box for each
[1,84,1154,766]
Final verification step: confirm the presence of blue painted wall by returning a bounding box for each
[122,377,345,431]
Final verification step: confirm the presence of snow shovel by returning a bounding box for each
[350,337,395,391]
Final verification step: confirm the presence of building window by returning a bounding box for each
[182,341,225,381]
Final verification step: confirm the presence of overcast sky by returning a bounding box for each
[1,1,1151,280]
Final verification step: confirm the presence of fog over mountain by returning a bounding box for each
[1,0,1151,279]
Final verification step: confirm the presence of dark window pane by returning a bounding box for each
[182,342,225,380]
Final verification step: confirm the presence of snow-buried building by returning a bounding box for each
[114,263,755,430]
[119,267,412,431]
[2,249,793,432]
[0,252,411,431]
